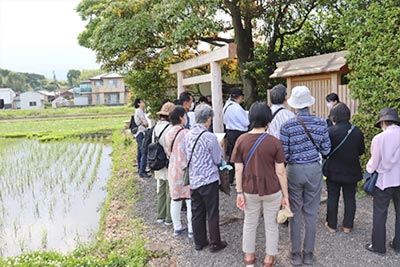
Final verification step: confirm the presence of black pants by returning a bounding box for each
[226,129,246,183]
[191,181,221,247]
[326,180,357,229]
[372,185,400,253]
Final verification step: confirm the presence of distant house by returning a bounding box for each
[20,91,44,110]
[0,88,16,109]
[13,95,21,109]
[90,73,130,105]
[52,96,70,108]
[74,80,92,106]
[37,90,56,102]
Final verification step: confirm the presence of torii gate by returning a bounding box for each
[169,43,236,133]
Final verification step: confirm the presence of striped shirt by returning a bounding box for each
[280,109,331,164]
[184,124,222,190]
[267,104,295,139]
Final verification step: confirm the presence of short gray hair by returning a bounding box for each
[270,84,287,104]
[195,104,214,123]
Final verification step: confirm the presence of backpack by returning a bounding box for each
[129,115,138,135]
[147,123,170,171]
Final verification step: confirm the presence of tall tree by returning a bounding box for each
[67,69,81,87]
[77,0,334,106]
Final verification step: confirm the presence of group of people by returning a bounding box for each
[132,84,400,266]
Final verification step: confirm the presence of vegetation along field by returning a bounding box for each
[0,107,152,266]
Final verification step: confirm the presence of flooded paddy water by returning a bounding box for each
[0,138,112,257]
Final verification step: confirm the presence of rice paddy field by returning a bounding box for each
[0,107,148,265]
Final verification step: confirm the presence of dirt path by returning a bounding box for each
[135,178,400,267]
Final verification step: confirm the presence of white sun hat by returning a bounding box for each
[287,86,315,109]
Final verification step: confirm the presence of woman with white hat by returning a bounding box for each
[280,86,331,266]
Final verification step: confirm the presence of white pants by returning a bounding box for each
[171,199,193,232]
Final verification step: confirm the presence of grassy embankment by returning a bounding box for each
[0,107,158,266]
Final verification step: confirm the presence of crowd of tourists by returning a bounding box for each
[131,84,400,266]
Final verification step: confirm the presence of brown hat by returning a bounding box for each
[157,102,175,116]
[374,107,400,128]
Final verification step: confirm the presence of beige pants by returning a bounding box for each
[243,191,282,255]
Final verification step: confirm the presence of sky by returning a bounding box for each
[0,0,100,81]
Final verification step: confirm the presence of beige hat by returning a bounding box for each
[287,86,315,109]
[157,102,175,116]
[277,206,294,224]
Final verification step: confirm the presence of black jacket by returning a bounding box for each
[323,121,365,183]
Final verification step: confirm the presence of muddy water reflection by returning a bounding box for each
[0,139,112,257]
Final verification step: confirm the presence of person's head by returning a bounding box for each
[162,98,171,105]
[249,102,272,129]
[374,107,400,129]
[206,95,212,103]
[133,98,145,109]
[172,99,181,105]
[329,103,350,124]
[179,91,193,112]
[270,84,287,105]
[230,88,244,104]
[156,102,175,121]
[326,93,340,110]
[198,96,209,105]
[169,105,186,126]
[195,104,214,127]
[287,86,315,110]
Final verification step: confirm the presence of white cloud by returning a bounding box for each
[0,0,99,80]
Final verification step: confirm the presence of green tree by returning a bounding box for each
[7,72,26,92]
[67,69,81,87]
[77,0,335,107]
[79,69,105,81]
[342,0,400,159]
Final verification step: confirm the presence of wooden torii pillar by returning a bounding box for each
[169,43,236,133]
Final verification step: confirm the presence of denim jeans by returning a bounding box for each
[135,132,147,174]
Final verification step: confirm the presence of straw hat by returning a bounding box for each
[157,102,175,116]
[287,86,315,109]
[277,206,294,224]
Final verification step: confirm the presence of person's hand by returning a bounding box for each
[281,196,289,209]
[218,138,225,148]
[236,194,246,210]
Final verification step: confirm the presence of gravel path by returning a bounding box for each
[135,178,400,267]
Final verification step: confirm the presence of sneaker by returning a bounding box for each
[209,240,227,253]
[343,227,352,234]
[173,227,187,236]
[164,221,173,226]
[290,252,302,266]
[324,222,336,233]
[139,172,152,178]
[188,232,193,238]
[303,251,313,265]
[156,218,165,223]
[389,241,400,253]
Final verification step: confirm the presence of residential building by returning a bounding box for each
[0,88,16,109]
[20,91,44,110]
[90,73,129,105]
[74,80,92,106]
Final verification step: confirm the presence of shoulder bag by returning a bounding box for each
[363,171,378,196]
[183,130,207,186]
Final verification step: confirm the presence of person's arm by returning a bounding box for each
[280,125,290,162]
[358,129,366,156]
[275,162,289,208]
[235,162,245,210]
[319,121,331,156]
[209,134,222,164]
[366,136,381,173]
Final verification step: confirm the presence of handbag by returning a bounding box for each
[183,130,207,186]
[363,171,378,195]
[322,125,355,174]
[219,168,231,195]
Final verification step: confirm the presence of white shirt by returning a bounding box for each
[267,104,295,139]
[223,99,249,132]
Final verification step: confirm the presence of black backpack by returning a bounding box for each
[147,123,170,171]
[129,115,138,135]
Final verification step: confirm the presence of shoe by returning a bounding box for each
[389,241,400,253]
[343,227,352,233]
[303,251,313,265]
[290,252,302,266]
[324,222,336,233]
[365,243,385,255]
[173,227,187,236]
[188,232,193,238]
[244,254,256,267]
[164,221,173,226]
[263,255,276,267]
[194,241,209,251]
[209,240,227,253]
[156,218,165,223]
[139,172,152,178]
